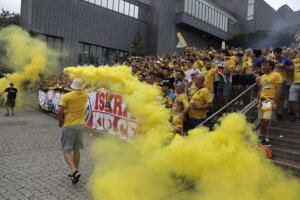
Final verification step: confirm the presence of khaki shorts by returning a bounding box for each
[258,109,273,120]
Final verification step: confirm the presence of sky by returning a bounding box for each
[0,0,300,14]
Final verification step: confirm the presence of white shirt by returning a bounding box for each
[186,67,201,82]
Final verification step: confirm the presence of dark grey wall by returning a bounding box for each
[21,0,148,68]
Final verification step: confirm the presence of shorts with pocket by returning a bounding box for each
[61,125,84,152]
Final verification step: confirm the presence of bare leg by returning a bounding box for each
[63,152,77,172]
[73,150,80,170]
[261,119,270,140]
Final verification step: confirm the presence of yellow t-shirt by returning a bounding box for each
[163,95,173,106]
[189,82,197,96]
[243,57,254,75]
[60,90,88,127]
[193,61,204,71]
[292,58,300,83]
[174,93,189,107]
[225,59,235,83]
[188,88,213,119]
[203,69,216,93]
[260,72,282,99]
[172,114,183,135]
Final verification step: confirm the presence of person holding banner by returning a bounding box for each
[57,78,88,185]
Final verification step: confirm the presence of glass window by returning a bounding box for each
[124,2,130,15]
[184,0,189,13]
[248,0,254,4]
[247,15,254,21]
[101,0,108,8]
[199,2,202,20]
[217,13,221,29]
[205,5,209,22]
[192,0,196,17]
[202,4,205,21]
[113,0,119,11]
[247,4,254,17]
[95,0,101,5]
[119,0,124,13]
[188,0,193,15]
[208,7,211,24]
[225,17,228,32]
[214,11,218,27]
[129,4,135,17]
[134,5,139,19]
[195,1,199,19]
[107,0,113,9]
[90,46,97,65]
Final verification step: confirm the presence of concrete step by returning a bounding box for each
[271,146,300,163]
[273,157,300,177]
[269,126,300,139]
[271,121,300,130]
[269,135,300,150]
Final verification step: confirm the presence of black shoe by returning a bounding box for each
[4,113,9,117]
[68,173,73,177]
[261,140,271,147]
[277,114,284,121]
[71,170,81,185]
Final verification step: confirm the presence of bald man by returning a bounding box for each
[187,74,213,130]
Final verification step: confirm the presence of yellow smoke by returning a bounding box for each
[0,26,59,103]
[64,65,300,200]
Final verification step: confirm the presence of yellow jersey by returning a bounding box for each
[174,93,189,107]
[188,87,213,119]
[203,68,216,93]
[292,58,300,83]
[243,57,254,75]
[172,114,183,135]
[260,72,282,99]
[60,90,88,127]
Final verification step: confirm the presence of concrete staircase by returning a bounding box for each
[270,121,300,177]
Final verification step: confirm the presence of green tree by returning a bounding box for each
[129,32,146,57]
[0,9,20,28]
[0,10,20,75]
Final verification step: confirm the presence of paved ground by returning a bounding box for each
[0,105,95,200]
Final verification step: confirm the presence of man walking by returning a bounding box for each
[0,83,18,116]
[57,78,88,184]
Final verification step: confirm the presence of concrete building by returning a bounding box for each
[20,0,299,68]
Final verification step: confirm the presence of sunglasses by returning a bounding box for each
[191,74,197,76]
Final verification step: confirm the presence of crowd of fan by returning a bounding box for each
[40,43,300,144]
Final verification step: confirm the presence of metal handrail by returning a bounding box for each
[240,100,257,114]
[197,83,257,127]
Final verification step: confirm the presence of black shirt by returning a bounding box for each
[5,87,18,100]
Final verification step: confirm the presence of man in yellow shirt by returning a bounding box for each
[173,82,190,120]
[256,60,282,146]
[202,59,216,95]
[288,55,300,122]
[57,78,88,184]
[188,74,213,130]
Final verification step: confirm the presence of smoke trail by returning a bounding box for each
[0,26,59,101]
[64,65,300,200]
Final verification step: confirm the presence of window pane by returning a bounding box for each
[247,16,253,21]
[101,0,108,8]
[107,0,113,9]
[208,7,211,24]
[184,0,189,13]
[95,0,101,5]
[205,6,209,22]
[191,0,196,16]
[247,4,254,17]
[119,0,124,13]
[188,0,193,15]
[129,4,135,17]
[124,2,129,15]
[134,5,139,18]
[248,0,254,4]
[225,17,228,32]
[199,2,202,19]
[195,1,199,19]
[202,4,205,20]
[113,0,119,11]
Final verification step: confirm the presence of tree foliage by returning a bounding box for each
[0,9,20,75]
[129,32,146,57]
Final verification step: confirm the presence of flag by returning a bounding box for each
[176,32,187,48]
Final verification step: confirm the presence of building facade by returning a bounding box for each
[21,0,299,69]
